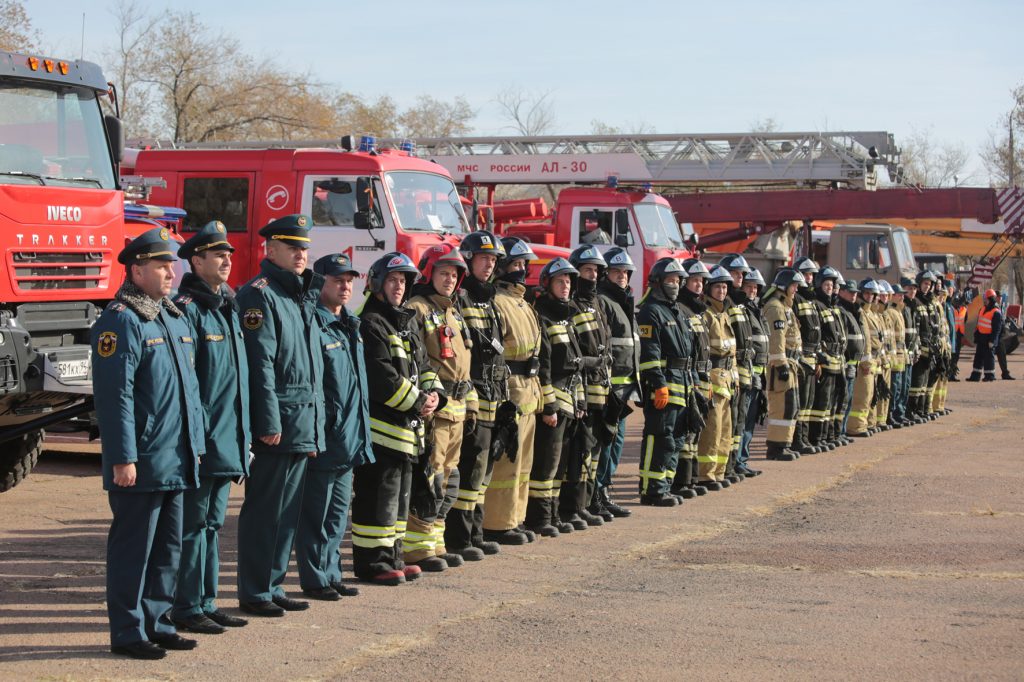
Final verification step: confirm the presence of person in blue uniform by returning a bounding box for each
[93,226,206,659]
[296,254,374,600]
[235,214,326,617]
[170,221,251,634]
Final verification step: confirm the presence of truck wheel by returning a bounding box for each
[0,431,43,492]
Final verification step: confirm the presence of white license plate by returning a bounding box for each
[57,359,90,379]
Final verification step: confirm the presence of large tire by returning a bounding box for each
[0,431,43,493]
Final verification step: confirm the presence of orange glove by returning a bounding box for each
[653,386,670,409]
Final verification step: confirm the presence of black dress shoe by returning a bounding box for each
[737,466,762,477]
[151,633,198,650]
[111,640,167,660]
[271,595,310,611]
[206,610,247,628]
[171,613,226,635]
[302,586,341,601]
[239,600,285,617]
[329,581,361,597]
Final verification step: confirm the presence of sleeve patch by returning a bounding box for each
[773,320,787,330]
[243,308,264,330]
[639,325,653,338]
[97,331,117,358]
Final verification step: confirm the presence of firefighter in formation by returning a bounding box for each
[96,218,971,658]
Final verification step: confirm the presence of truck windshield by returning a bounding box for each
[633,202,686,248]
[0,83,116,189]
[892,230,916,271]
[386,171,469,233]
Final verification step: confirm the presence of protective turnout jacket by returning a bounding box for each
[174,273,251,478]
[408,285,475,423]
[637,292,694,408]
[597,278,640,399]
[573,278,612,411]
[237,259,325,455]
[813,290,846,376]
[359,293,445,461]
[761,286,801,371]
[534,294,585,417]
[494,281,543,416]
[458,276,508,425]
[92,280,205,492]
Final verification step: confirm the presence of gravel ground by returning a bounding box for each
[0,355,1021,680]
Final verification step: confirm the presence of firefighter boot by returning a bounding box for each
[766,443,798,461]
[599,487,632,517]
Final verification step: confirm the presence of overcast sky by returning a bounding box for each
[30,0,1023,183]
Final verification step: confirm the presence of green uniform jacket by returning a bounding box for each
[237,259,326,455]
[174,273,251,477]
[92,283,205,492]
[314,304,374,471]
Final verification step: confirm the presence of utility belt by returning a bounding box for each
[666,358,692,371]
[474,362,510,383]
[801,343,820,356]
[507,357,541,377]
[442,379,473,400]
[786,350,801,361]
[711,356,735,370]
[695,360,712,373]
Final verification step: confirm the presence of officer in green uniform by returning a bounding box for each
[236,214,326,617]
[296,254,374,601]
[170,221,251,635]
[93,227,206,659]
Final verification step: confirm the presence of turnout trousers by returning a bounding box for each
[445,420,493,552]
[808,373,837,446]
[561,414,598,518]
[698,390,732,482]
[237,452,307,603]
[483,412,536,531]
[351,455,412,579]
[847,362,876,435]
[107,490,183,647]
[526,417,568,528]
[640,403,685,497]
[794,362,816,448]
[296,466,354,591]
[909,357,933,417]
[405,418,463,562]
[765,364,799,449]
[172,475,232,619]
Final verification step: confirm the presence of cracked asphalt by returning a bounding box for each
[1,353,1021,680]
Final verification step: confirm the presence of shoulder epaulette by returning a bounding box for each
[175,295,193,306]
[252,277,269,289]
[109,302,126,312]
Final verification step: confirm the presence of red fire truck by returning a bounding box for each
[0,50,185,491]
[124,136,570,287]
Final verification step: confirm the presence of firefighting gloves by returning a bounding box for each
[653,386,670,409]
[489,400,521,463]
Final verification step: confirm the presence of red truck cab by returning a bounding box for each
[494,185,697,292]
[127,139,566,288]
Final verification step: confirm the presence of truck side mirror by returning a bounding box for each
[614,208,632,246]
[105,115,125,163]
[354,176,383,230]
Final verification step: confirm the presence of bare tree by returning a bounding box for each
[398,95,474,138]
[0,0,38,52]
[494,87,556,136]
[104,0,161,137]
[980,83,1024,187]
[749,117,782,133]
[128,10,336,143]
[899,126,972,187]
[589,119,657,136]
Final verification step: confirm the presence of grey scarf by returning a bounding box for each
[116,278,183,321]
